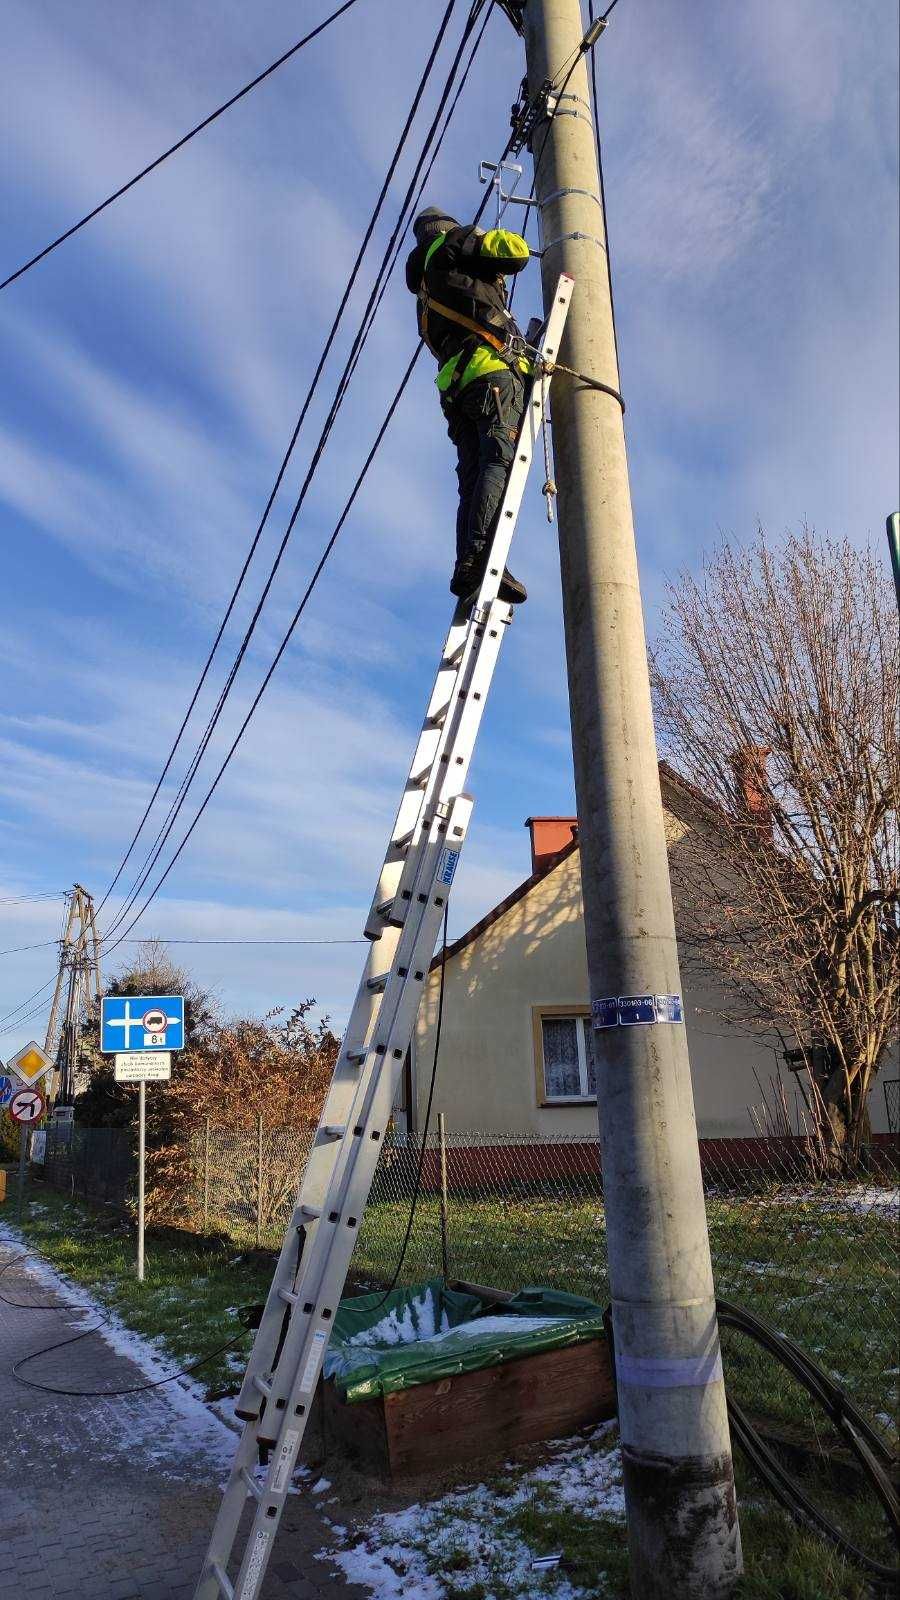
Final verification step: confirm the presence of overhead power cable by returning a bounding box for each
[100,1,489,947]
[0,893,63,905]
[99,346,422,961]
[98,0,470,929]
[0,0,365,293]
[0,975,57,1031]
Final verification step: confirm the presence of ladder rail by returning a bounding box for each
[194,275,574,1600]
[199,798,474,1600]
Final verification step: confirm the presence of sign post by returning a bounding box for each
[100,995,184,1282]
[137,1081,147,1282]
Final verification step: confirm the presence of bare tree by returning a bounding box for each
[652,527,899,1166]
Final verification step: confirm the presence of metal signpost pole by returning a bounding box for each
[16,1126,28,1223]
[521,1,741,1593]
[137,1080,146,1283]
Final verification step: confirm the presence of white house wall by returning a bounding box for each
[414,845,836,1140]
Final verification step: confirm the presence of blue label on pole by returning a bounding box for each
[617,995,657,1025]
[591,998,619,1029]
[592,994,684,1029]
[655,993,683,1023]
[0,1076,14,1107]
[436,847,459,887]
[100,995,185,1054]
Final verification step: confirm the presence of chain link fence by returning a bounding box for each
[40,1121,134,1207]
[36,1114,898,1435]
[186,1119,898,1435]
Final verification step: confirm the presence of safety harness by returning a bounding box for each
[417,229,524,384]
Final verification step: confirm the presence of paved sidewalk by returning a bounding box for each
[0,1237,368,1600]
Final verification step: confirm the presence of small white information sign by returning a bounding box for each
[114,1050,172,1083]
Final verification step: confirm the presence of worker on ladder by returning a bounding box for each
[407,206,531,605]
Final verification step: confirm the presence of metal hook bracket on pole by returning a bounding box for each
[478,160,536,227]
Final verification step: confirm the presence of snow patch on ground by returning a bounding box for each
[326,1423,624,1600]
[818,1185,899,1219]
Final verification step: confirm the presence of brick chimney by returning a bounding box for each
[732,746,772,825]
[525,816,578,875]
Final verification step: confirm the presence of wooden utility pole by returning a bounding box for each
[521,1,742,1592]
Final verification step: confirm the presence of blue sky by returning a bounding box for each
[1,0,898,1052]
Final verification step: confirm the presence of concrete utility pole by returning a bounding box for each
[521,2,742,1593]
[46,884,103,1101]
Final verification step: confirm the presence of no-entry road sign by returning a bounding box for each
[100,995,185,1054]
[10,1088,46,1124]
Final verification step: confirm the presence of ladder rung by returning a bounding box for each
[444,642,465,666]
[253,1375,272,1398]
[241,1468,263,1500]
[376,896,395,917]
[410,769,430,790]
[278,1287,299,1306]
[426,705,449,729]
[366,974,387,993]
[345,1046,366,1063]
[321,1124,345,1140]
[211,1561,235,1599]
[299,1204,322,1221]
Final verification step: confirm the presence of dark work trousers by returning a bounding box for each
[441,367,527,567]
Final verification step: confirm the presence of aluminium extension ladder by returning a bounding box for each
[194,273,573,1600]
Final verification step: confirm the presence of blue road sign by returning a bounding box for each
[0,1075,14,1108]
[101,995,185,1055]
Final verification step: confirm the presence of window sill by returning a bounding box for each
[540,1097,598,1107]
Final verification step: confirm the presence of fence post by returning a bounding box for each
[203,1116,211,1235]
[438,1112,451,1282]
[255,1113,264,1250]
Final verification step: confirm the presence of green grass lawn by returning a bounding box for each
[3,1180,897,1598]
[353,1190,899,1439]
[2,1185,269,1395]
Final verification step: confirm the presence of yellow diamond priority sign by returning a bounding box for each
[7,1039,53,1087]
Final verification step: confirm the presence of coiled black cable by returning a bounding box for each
[602,1297,899,1584]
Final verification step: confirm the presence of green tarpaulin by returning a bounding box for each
[323,1279,605,1403]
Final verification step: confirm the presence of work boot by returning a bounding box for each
[450,558,527,605]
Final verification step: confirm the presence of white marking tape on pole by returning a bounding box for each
[615,1349,724,1389]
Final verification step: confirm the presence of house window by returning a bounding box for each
[539,1014,597,1102]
